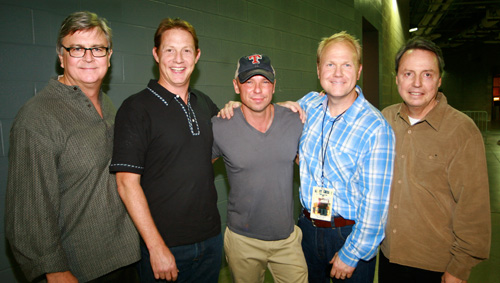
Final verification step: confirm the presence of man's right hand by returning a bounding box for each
[116,172,178,280]
[46,271,78,283]
[441,272,466,283]
[150,244,178,281]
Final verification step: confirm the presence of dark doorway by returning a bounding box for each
[362,18,379,109]
[493,74,500,121]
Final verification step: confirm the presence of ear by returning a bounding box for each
[58,53,65,69]
[438,77,442,88]
[233,79,241,94]
[194,49,201,64]
[272,80,276,93]
[357,64,363,80]
[395,74,399,86]
[152,47,159,63]
[317,64,320,79]
[107,49,113,67]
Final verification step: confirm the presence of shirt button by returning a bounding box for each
[401,155,405,159]
[397,180,402,184]
[408,130,412,134]
[393,229,397,233]
[394,204,398,209]
[73,87,77,90]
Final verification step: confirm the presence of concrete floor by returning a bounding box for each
[218,121,500,283]
[468,121,500,283]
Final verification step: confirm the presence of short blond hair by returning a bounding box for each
[316,31,362,66]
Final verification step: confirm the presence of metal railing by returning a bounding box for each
[462,111,489,133]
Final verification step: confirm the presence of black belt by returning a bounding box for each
[303,208,355,228]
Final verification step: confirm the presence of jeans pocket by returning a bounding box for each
[336,225,352,241]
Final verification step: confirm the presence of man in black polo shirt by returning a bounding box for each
[110,18,221,283]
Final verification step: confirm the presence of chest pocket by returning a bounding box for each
[412,149,448,189]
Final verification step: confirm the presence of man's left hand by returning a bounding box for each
[441,272,466,283]
[330,252,355,280]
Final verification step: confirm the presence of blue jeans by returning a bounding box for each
[378,251,442,282]
[298,213,375,283]
[137,233,222,283]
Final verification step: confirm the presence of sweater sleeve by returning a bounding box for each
[6,126,70,281]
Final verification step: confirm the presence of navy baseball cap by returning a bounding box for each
[236,54,275,83]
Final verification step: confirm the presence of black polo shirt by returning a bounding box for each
[110,79,220,247]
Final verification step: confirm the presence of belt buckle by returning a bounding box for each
[311,218,333,228]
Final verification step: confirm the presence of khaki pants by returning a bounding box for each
[224,225,308,283]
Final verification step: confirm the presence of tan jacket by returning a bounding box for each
[381,93,491,280]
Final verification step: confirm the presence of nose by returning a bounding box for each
[82,49,94,62]
[254,82,262,93]
[174,51,183,63]
[334,66,342,76]
[413,75,422,87]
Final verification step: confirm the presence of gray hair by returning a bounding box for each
[56,11,112,55]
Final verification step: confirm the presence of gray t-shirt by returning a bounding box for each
[212,105,303,240]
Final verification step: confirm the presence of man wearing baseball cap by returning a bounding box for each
[212,54,307,283]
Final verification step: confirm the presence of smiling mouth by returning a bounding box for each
[171,67,185,72]
[409,92,423,96]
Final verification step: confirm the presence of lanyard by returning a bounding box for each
[320,101,345,187]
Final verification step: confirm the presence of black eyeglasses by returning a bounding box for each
[61,46,109,58]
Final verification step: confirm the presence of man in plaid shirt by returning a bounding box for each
[297,31,395,283]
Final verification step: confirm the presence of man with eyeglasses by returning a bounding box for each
[6,11,140,282]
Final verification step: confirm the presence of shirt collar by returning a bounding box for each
[397,92,448,131]
[50,77,104,101]
[318,85,365,125]
[147,79,198,104]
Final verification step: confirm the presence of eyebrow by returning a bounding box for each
[401,68,436,73]
[67,44,108,47]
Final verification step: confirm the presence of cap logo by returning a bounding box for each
[247,54,262,64]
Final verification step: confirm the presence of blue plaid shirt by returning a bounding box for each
[298,86,395,267]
